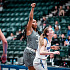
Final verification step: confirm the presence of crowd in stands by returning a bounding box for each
[6,29,26,41]
[41,15,70,47]
[6,20,70,49]
[53,5,70,16]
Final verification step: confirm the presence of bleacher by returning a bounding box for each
[47,16,70,36]
[0,0,61,37]
[0,0,70,69]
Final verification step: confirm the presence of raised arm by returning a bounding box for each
[0,29,8,63]
[27,3,36,35]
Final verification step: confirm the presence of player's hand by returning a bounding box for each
[1,54,7,63]
[31,3,36,8]
[50,54,54,59]
[51,46,55,50]
[54,51,60,55]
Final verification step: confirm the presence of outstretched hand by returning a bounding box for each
[31,3,36,8]
[54,51,60,55]
[1,54,7,63]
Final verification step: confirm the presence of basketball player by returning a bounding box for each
[23,3,39,70]
[0,29,8,70]
[33,27,60,70]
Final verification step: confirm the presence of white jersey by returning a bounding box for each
[36,37,51,60]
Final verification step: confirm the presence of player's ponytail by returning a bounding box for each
[39,27,49,47]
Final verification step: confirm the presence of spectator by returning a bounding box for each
[41,16,49,30]
[54,26,61,37]
[59,6,65,16]
[0,0,2,4]
[6,33,14,41]
[51,43,60,50]
[41,17,46,24]
[0,5,3,12]
[52,34,59,45]
[67,24,70,37]
[16,29,22,40]
[20,29,27,41]
[54,21,61,30]
[13,29,24,40]
[65,6,70,16]
[48,25,54,31]
[59,34,66,46]
[51,43,60,66]
[53,6,59,16]
[68,44,70,56]
[64,36,70,46]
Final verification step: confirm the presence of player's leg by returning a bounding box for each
[33,58,47,70]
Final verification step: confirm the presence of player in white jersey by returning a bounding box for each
[33,27,60,70]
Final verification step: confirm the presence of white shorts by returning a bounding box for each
[33,57,48,70]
